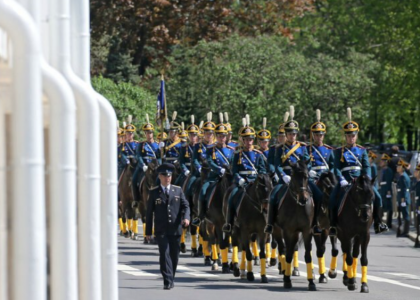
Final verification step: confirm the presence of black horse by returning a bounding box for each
[337,175,374,293]
[274,159,316,291]
[313,171,340,283]
[226,174,273,282]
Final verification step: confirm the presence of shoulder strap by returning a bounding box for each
[215,147,230,166]
[344,147,362,167]
[311,145,329,170]
[282,143,301,164]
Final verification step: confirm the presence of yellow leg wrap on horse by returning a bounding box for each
[306,263,314,280]
[127,219,133,231]
[232,246,239,263]
[318,257,326,275]
[252,242,259,257]
[285,262,292,276]
[211,245,218,260]
[361,266,368,283]
[352,258,358,276]
[132,220,138,234]
[343,253,348,272]
[203,241,210,256]
[119,218,125,233]
[221,248,229,263]
[293,251,299,268]
[281,255,286,272]
[330,256,337,271]
[347,263,354,279]
[247,260,253,272]
[191,234,197,249]
[240,251,246,270]
[180,229,186,243]
[271,248,277,259]
[261,259,266,276]
[265,244,271,259]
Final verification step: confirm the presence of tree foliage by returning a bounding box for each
[163,35,379,145]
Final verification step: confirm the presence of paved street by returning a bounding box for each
[118,223,420,300]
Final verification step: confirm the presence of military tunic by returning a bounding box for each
[163,138,182,163]
[397,171,411,221]
[132,140,161,194]
[120,140,139,168]
[379,166,394,212]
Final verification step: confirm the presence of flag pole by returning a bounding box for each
[160,73,166,160]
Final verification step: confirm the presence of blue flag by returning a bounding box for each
[156,78,165,124]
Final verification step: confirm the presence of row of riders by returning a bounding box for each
[117,107,420,292]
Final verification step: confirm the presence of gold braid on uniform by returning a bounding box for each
[213,147,216,159]
[185,145,190,158]
[238,151,242,164]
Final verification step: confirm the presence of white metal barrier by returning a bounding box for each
[0,1,118,299]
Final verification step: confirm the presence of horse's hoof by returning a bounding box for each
[292,267,300,276]
[233,263,240,277]
[343,272,349,286]
[211,262,219,271]
[328,269,337,279]
[191,248,197,257]
[360,283,369,293]
[308,280,317,291]
[204,257,211,266]
[348,278,357,290]
[124,232,129,238]
[222,263,231,274]
[143,238,148,244]
[247,272,255,281]
[253,257,260,266]
[217,258,222,266]
[240,269,246,279]
[180,243,186,253]
[270,258,277,266]
[319,274,328,284]
[283,279,292,289]
[260,275,268,283]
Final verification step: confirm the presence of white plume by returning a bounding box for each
[116,120,120,129]
[199,120,204,128]
[146,113,150,123]
[316,109,321,122]
[242,118,246,127]
[219,112,224,123]
[289,106,295,120]
[123,121,127,128]
[127,115,132,124]
[246,114,250,126]
[208,111,212,121]
[191,115,195,124]
[224,112,229,123]
[172,111,177,121]
[347,107,352,121]
[284,112,290,123]
[262,117,267,129]
[181,122,185,130]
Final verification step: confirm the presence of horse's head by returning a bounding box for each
[349,175,374,222]
[145,159,160,187]
[255,173,273,207]
[289,159,311,206]
[127,156,138,172]
[318,171,337,194]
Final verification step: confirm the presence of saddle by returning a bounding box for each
[337,184,353,216]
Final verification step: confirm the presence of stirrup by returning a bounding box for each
[264,224,273,234]
[222,223,232,233]
[312,225,322,236]
[329,227,337,237]
[191,217,201,227]
[374,222,388,234]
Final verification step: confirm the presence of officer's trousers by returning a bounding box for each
[156,234,181,286]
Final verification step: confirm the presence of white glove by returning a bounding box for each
[159,142,165,149]
[282,175,291,185]
[309,170,317,178]
[220,168,226,175]
[126,159,130,165]
[386,194,392,198]
[184,170,190,176]
[198,167,202,173]
[142,165,148,172]
[238,178,246,187]
[340,179,349,187]
[273,173,279,183]
[401,201,407,207]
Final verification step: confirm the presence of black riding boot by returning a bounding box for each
[222,204,234,233]
[386,210,393,228]
[329,208,337,237]
[192,199,206,226]
[312,200,322,236]
[264,202,276,234]
[400,220,410,237]
[373,206,389,234]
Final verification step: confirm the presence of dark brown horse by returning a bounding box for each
[313,171,339,283]
[274,159,316,291]
[337,175,374,293]
[227,174,273,282]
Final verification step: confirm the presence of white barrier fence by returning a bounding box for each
[0,1,118,300]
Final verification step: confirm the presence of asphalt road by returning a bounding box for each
[118,226,420,300]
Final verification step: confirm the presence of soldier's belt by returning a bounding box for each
[282,166,292,170]
[380,182,387,185]
[342,166,361,172]
[397,189,410,192]
[165,157,178,161]
[143,156,154,160]
[185,163,191,166]
[239,171,257,175]
[311,166,328,171]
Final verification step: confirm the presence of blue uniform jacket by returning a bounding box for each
[120,141,139,166]
[192,142,213,174]
[228,141,239,149]
[307,144,334,178]
[274,142,310,177]
[136,140,161,167]
[206,144,235,181]
[232,148,266,184]
[333,145,370,182]
[180,142,195,172]
[267,145,277,174]
[397,171,411,204]
[379,166,394,199]
[163,138,182,162]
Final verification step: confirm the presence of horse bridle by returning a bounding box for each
[289,181,312,206]
[353,184,373,221]
[242,176,271,213]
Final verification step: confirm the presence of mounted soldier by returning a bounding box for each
[192,114,235,226]
[307,109,335,235]
[178,117,200,189]
[225,112,239,149]
[268,112,289,182]
[192,113,215,181]
[378,153,394,228]
[256,117,271,166]
[265,106,310,234]
[120,115,140,169]
[223,115,267,233]
[328,108,388,236]
[159,111,182,166]
[117,121,125,178]
[132,114,161,202]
